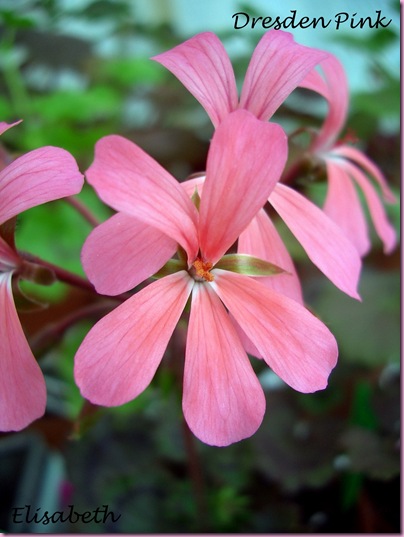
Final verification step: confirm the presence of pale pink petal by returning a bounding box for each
[0,272,46,431]
[211,270,338,393]
[0,146,84,223]
[0,120,22,136]
[300,55,349,151]
[82,212,177,295]
[324,160,370,256]
[269,184,361,299]
[183,282,265,446]
[240,30,328,122]
[152,32,238,128]
[86,135,199,263]
[339,159,397,254]
[181,175,206,198]
[74,271,194,406]
[0,236,20,271]
[199,110,287,264]
[238,208,304,304]
[332,145,397,203]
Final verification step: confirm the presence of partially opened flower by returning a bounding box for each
[300,55,397,256]
[0,121,84,431]
[153,30,362,301]
[75,110,338,447]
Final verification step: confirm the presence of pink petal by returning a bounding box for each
[0,236,20,271]
[238,209,304,304]
[240,30,329,122]
[183,282,265,446]
[86,135,199,263]
[300,55,349,151]
[324,160,370,256]
[0,272,46,431]
[74,271,194,406]
[152,32,238,128]
[0,120,22,136]
[211,270,338,393]
[332,145,397,203]
[82,212,177,295]
[339,159,397,254]
[0,146,84,224]
[269,184,361,299]
[199,110,287,264]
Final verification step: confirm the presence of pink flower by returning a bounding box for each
[153,30,362,300]
[75,110,338,446]
[0,121,84,431]
[300,55,397,256]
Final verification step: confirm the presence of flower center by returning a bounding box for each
[191,257,214,282]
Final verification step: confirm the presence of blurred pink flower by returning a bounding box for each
[300,55,397,256]
[153,30,362,301]
[0,121,84,431]
[75,111,338,447]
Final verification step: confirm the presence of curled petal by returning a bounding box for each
[340,160,397,254]
[332,145,397,203]
[0,272,46,431]
[86,135,199,263]
[0,147,84,224]
[82,213,177,295]
[199,110,287,264]
[183,283,265,446]
[152,32,238,128]
[300,55,349,151]
[238,209,304,304]
[0,120,23,136]
[0,236,20,271]
[324,160,370,256]
[74,271,194,407]
[240,30,329,122]
[269,184,361,300]
[211,270,338,393]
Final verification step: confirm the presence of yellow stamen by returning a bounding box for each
[192,258,214,282]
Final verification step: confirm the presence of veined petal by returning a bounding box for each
[74,271,194,407]
[211,270,338,393]
[238,209,304,304]
[152,32,238,128]
[0,236,20,271]
[269,184,361,299]
[240,30,328,122]
[332,145,397,203]
[183,282,265,446]
[340,160,397,254]
[86,135,199,263]
[0,147,84,224]
[82,212,177,295]
[324,160,370,256]
[300,55,349,151]
[0,272,46,431]
[199,110,287,264]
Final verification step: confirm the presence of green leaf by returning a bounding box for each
[215,254,286,277]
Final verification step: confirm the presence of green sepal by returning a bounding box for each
[152,258,187,279]
[191,188,201,211]
[215,254,286,277]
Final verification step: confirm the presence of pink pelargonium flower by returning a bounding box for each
[152,30,329,128]
[0,120,84,431]
[153,30,362,301]
[75,110,338,447]
[300,55,397,256]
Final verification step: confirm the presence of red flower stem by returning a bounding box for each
[65,196,101,227]
[181,416,210,531]
[19,251,95,292]
[29,301,116,355]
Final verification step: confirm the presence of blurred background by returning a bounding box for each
[0,0,400,533]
